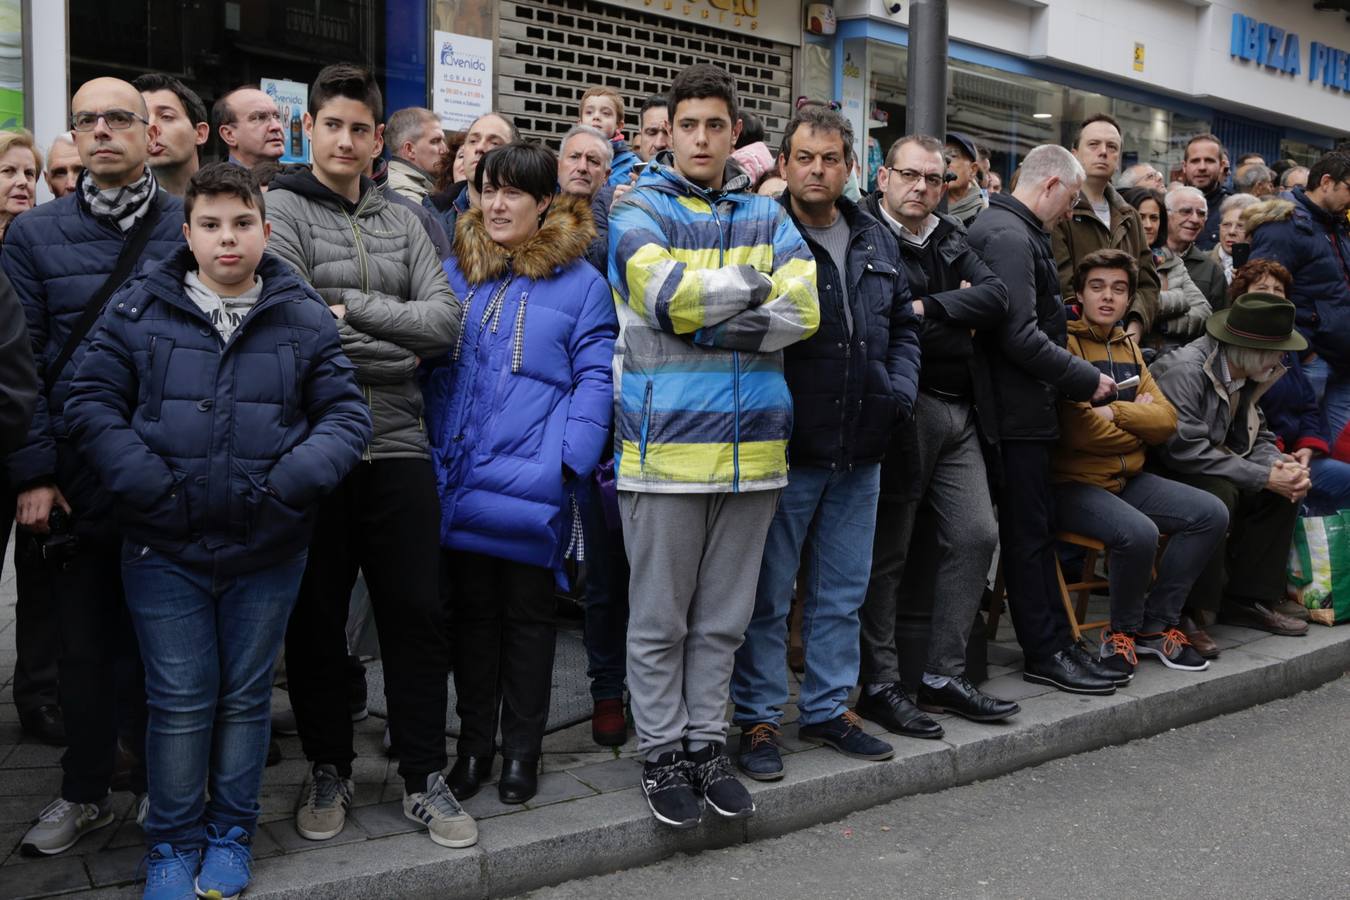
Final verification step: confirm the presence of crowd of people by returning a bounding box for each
[0,57,1346,900]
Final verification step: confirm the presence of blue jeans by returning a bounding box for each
[1301,355,1350,441]
[731,464,880,728]
[1308,455,1350,516]
[577,478,629,702]
[122,545,306,850]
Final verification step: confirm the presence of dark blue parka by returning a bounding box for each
[2,187,185,532]
[424,195,616,570]
[1246,189,1350,371]
[65,249,372,572]
[778,194,921,469]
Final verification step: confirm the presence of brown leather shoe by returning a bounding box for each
[1179,615,1220,659]
[1273,598,1311,622]
[1219,602,1309,636]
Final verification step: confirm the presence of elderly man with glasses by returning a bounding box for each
[855,134,1014,736]
[211,86,286,168]
[3,76,184,857]
[1165,186,1228,314]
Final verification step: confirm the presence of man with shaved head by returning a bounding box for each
[3,76,185,857]
[213,86,286,168]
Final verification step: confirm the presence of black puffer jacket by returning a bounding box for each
[967,192,1100,441]
[861,194,1008,498]
[778,194,921,470]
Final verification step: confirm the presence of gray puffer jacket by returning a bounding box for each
[266,170,461,460]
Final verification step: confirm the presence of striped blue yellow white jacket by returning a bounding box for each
[607,157,819,493]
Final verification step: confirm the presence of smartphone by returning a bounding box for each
[1115,375,1141,391]
[1232,242,1251,268]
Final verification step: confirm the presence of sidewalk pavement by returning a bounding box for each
[2,565,1348,900]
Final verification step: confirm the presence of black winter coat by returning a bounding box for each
[0,265,35,457]
[967,192,1100,441]
[778,195,921,470]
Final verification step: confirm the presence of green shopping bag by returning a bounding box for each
[1288,511,1350,626]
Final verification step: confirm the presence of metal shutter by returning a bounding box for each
[497,0,795,150]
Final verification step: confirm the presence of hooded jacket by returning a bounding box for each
[265,169,462,461]
[2,187,185,530]
[1150,335,1284,491]
[608,137,638,187]
[1053,319,1177,492]
[425,195,616,569]
[64,249,371,572]
[777,193,921,470]
[967,192,1102,441]
[607,154,819,493]
[1052,184,1161,333]
[1245,189,1350,370]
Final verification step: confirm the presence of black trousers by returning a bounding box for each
[448,550,556,761]
[285,459,448,793]
[54,535,145,800]
[1161,471,1300,613]
[1,479,60,714]
[998,440,1073,663]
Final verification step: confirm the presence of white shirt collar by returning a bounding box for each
[877,203,939,245]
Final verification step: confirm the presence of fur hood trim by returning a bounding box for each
[1241,198,1295,234]
[453,194,597,285]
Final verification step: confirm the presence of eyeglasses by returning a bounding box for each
[70,109,148,132]
[795,96,842,112]
[886,166,944,189]
[1172,206,1207,218]
[243,111,283,125]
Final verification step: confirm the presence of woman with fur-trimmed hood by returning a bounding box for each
[422,143,617,806]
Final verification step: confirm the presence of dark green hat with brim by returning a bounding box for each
[1205,292,1307,352]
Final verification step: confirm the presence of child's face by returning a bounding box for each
[304,96,383,183]
[184,193,269,293]
[581,97,620,140]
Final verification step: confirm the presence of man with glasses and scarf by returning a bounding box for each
[4,77,184,856]
[856,134,1013,737]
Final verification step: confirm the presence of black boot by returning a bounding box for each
[498,758,538,804]
[447,754,494,801]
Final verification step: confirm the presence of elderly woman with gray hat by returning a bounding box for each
[1149,292,1312,653]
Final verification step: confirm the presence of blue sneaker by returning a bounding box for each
[142,843,199,900]
[195,825,251,900]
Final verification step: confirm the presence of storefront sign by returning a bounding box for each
[1133,42,1144,73]
[1230,13,1350,93]
[602,0,800,45]
[432,31,493,131]
[261,78,309,164]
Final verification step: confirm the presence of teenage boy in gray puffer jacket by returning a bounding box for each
[264,63,470,850]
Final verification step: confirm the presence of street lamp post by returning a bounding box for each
[905,0,949,138]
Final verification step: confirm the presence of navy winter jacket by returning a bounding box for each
[2,187,185,531]
[424,195,616,569]
[778,194,921,469]
[1246,189,1350,371]
[65,249,372,572]
[1260,351,1336,457]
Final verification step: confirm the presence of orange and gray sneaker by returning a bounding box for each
[1097,630,1138,683]
[1134,627,1210,671]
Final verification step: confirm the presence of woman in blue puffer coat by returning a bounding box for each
[423,143,616,806]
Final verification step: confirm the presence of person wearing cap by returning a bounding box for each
[1149,291,1312,639]
[943,132,985,227]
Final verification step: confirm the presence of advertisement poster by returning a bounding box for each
[0,0,23,129]
[261,77,309,164]
[432,31,493,131]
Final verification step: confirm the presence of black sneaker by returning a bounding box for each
[640,751,701,829]
[687,744,755,818]
[1134,628,1210,671]
[798,711,894,761]
[1097,630,1138,683]
[735,723,784,781]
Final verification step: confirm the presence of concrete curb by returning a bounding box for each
[219,625,1350,899]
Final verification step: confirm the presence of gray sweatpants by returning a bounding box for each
[620,489,780,761]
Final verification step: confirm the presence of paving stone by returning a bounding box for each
[985,642,1024,667]
[459,789,521,821]
[0,856,91,898]
[1,744,64,769]
[975,672,1055,702]
[522,772,596,809]
[0,768,61,797]
[86,842,144,888]
[1207,622,1271,649]
[566,757,643,793]
[349,800,420,839]
[249,830,485,899]
[261,816,368,854]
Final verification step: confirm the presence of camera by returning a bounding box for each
[886,1,903,15]
[35,506,81,567]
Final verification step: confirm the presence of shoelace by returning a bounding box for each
[419,776,466,818]
[691,751,737,788]
[205,828,251,876]
[646,759,692,794]
[309,770,346,811]
[745,723,778,750]
[36,798,77,824]
[842,710,868,733]
[1100,629,1139,666]
[140,844,197,885]
[1159,627,1192,658]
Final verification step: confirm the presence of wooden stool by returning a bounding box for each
[986,531,1110,642]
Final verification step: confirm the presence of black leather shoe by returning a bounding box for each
[19,705,66,746]
[1023,648,1116,696]
[917,675,1020,722]
[855,683,944,739]
[1069,642,1131,687]
[447,754,493,801]
[498,758,538,804]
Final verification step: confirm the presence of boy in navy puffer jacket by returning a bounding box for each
[65,163,371,900]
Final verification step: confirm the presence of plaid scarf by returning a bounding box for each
[79,167,157,233]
